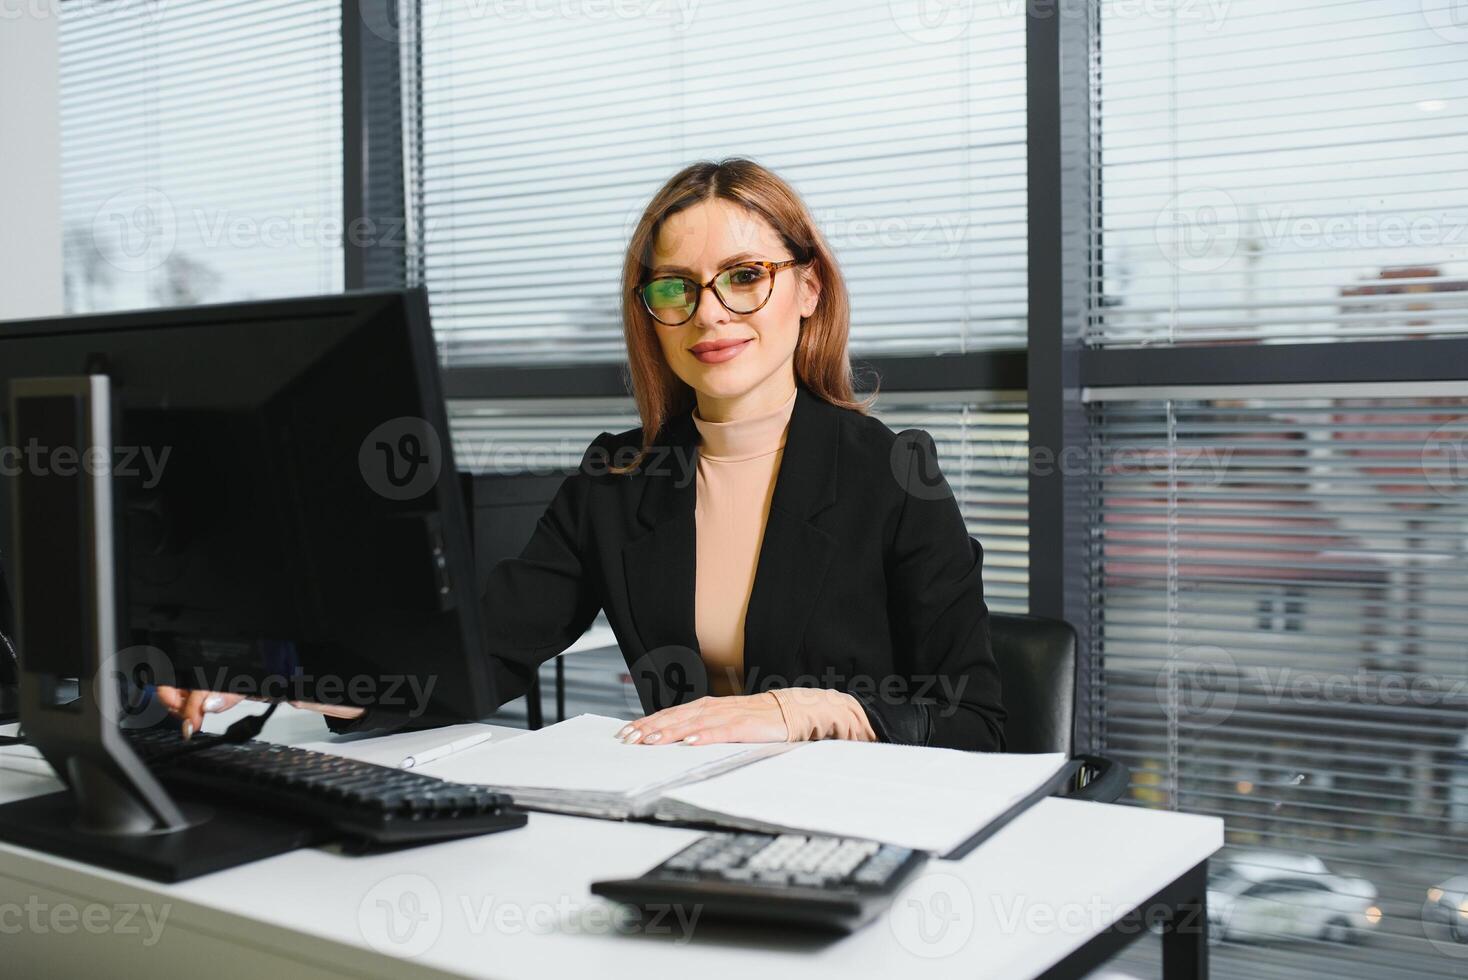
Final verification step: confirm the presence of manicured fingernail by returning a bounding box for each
[625,729,643,744]
[644,732,661,744]
[616,726,632,739]
[685,735,700,744]
[181,720,194,741]
[203,695,225,713]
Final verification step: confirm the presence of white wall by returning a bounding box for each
[0,9,63,319]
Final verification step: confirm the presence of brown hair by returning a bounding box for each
[612,158,876,475]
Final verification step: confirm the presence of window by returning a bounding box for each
[417,0,1027,365]
[1082,4,1468,977]
[1093,2,1468,346]
[59,0,344,312]
[1091,391,1468,976]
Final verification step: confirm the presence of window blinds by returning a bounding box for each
[447,393,1029,613]
[58,0,343,313]
[1091,5,1468,976]
[417,0,1027,366]
[1091,392,1468,979]
[1093,0,1468,347]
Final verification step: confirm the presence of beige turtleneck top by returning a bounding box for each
[691,386,876,743]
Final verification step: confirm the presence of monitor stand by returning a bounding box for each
[0,375,313,881]
[0,784,318,883]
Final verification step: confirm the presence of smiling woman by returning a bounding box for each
[609,161,879,745]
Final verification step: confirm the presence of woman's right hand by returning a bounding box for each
[153,686,365,739]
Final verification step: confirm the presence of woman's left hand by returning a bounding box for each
[617,693,787,746]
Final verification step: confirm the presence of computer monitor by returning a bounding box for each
[0,288,493,878]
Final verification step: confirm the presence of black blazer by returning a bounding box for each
[349,382,1005,751]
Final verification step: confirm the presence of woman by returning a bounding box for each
[161,158,1005,752]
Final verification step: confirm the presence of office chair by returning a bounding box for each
[988,608,1129,804]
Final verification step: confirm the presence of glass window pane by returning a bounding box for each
[1094,2,1468,346]
[419,0,1027,365]
[1093,393,1468,978]
[59,1,344,313]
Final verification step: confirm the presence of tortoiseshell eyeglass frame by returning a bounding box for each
[634,259,802,326]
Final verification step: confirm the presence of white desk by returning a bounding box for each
[0,708,1222,980]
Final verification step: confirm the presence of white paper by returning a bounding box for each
[424,714,765,796]
[0,742,50,779]
[294,722,498,770]
[659,741,1070,854]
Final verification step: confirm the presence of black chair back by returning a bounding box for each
[976,534,1127,802]
[989,612,1077,755]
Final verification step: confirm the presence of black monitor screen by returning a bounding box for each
[0,291,491,724]
[14,394,85,688]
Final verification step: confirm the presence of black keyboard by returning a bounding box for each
[591,831,927,933]
[124,727,526,846]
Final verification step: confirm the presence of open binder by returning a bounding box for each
[413,714,1074,859]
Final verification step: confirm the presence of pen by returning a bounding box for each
[399,731,495,769]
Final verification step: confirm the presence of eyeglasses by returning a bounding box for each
[635,259,801,326]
